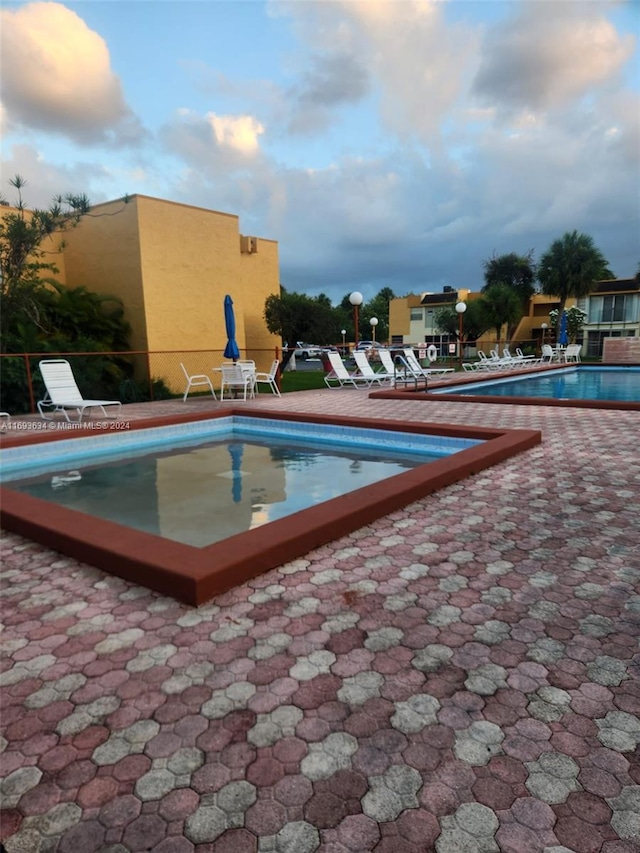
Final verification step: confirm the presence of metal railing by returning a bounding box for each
[0,347,281,415]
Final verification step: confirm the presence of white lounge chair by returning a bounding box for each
[37,359,122,422]
[180,362,217,402]
[352,351,393,385]
[402,348,454,377]
[324,352,372,389]
[0,412,10,432]
[378,350,401,376]
[254,359,281,396]
[220,364,255,400]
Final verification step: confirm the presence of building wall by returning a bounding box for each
[61,198,147,348]
[59,194,281,388]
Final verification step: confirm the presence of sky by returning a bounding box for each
[1,0,639,304]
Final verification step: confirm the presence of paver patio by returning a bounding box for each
[1,389,638,853]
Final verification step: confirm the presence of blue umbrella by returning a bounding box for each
[558,311,569,346]
[223,294,240,361]
[228,441,243,503]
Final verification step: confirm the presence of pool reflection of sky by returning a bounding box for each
[9,439,438,549]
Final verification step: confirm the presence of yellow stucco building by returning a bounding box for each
[58,194,281,388]
[2,194,281,392]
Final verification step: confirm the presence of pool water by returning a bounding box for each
[4,417,477,548]
[434,367,640,403]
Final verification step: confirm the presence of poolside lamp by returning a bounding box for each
[541,323,548,347]
[370,317,378,343]
[349,291,364,347]
[455,301,467,366]
[341,329,346,353]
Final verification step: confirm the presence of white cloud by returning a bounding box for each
[0,1,144,145]
[207,114,265,155]
[473,1,636,112]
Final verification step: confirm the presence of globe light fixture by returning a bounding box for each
[541,322,548,347]
[455,300,467,367]
[341,328,346,354]
[349,291,364,346]
[370,317,378,343]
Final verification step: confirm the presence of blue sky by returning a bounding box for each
[2,0,638,304]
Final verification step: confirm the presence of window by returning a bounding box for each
[589,294,638,324]
[410,308,423,321]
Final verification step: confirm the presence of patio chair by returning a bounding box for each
[254,359,281,396]
[220,363,255,400]
[37,359,122,422]
[562,344,582,363]
[324,352,372,389]
[352,351,393,385]
[0,412,10,432]
[180,362,217,402]
[402,348,454,377]
[378,350,400,376]
[541,344,557,363]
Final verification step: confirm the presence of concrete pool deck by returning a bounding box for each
[1,390,639,852]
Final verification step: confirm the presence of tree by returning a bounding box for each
[0,175,91,350]
[483,251,536,309]
[537,231,613,336]
[361,287,396,343]
[264,288,340,369]
[548,306,587,345]
[477,284,522,351]
[434,300,488,343]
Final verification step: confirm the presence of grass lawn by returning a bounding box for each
[280,369,327,392]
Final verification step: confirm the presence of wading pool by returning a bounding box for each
[0,410,540,605]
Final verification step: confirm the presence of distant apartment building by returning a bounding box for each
[389,278,639,358]
[576,279,639,357]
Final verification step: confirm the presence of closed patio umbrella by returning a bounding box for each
[223,295,240,361]
[558,311,569,347]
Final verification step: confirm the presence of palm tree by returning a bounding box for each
[483,251,536,310]
[478,284,522,353]
[537,231,613,336]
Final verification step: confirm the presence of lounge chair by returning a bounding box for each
[378,350,400,376]
[0,412,10,432]
[37,359,122,422]
[402,348,454,377]
[324,352,372,389]
[220,364,255,400]
[254,359,281,396]
[180,362,217,402]
[352,351,394,385]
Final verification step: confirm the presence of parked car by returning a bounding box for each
[354,341,387,352]
[294,342,323,359]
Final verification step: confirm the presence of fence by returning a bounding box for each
[0,347,281,415]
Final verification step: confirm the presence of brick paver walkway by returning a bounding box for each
[1,391,638,852]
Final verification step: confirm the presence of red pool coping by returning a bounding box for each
[0,408,540,606]
[371,363,640,411]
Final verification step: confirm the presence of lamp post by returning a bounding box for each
[541,323,548,349]
[455,301,467,367]
[370,317,378,343]
[349,291,363,347]
[341,329,346,356]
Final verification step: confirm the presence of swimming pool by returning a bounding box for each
[4,417,468,548]
[0,410,541,604]
[425,366,640,411]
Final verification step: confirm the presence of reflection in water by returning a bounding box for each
[11,438,437,549]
